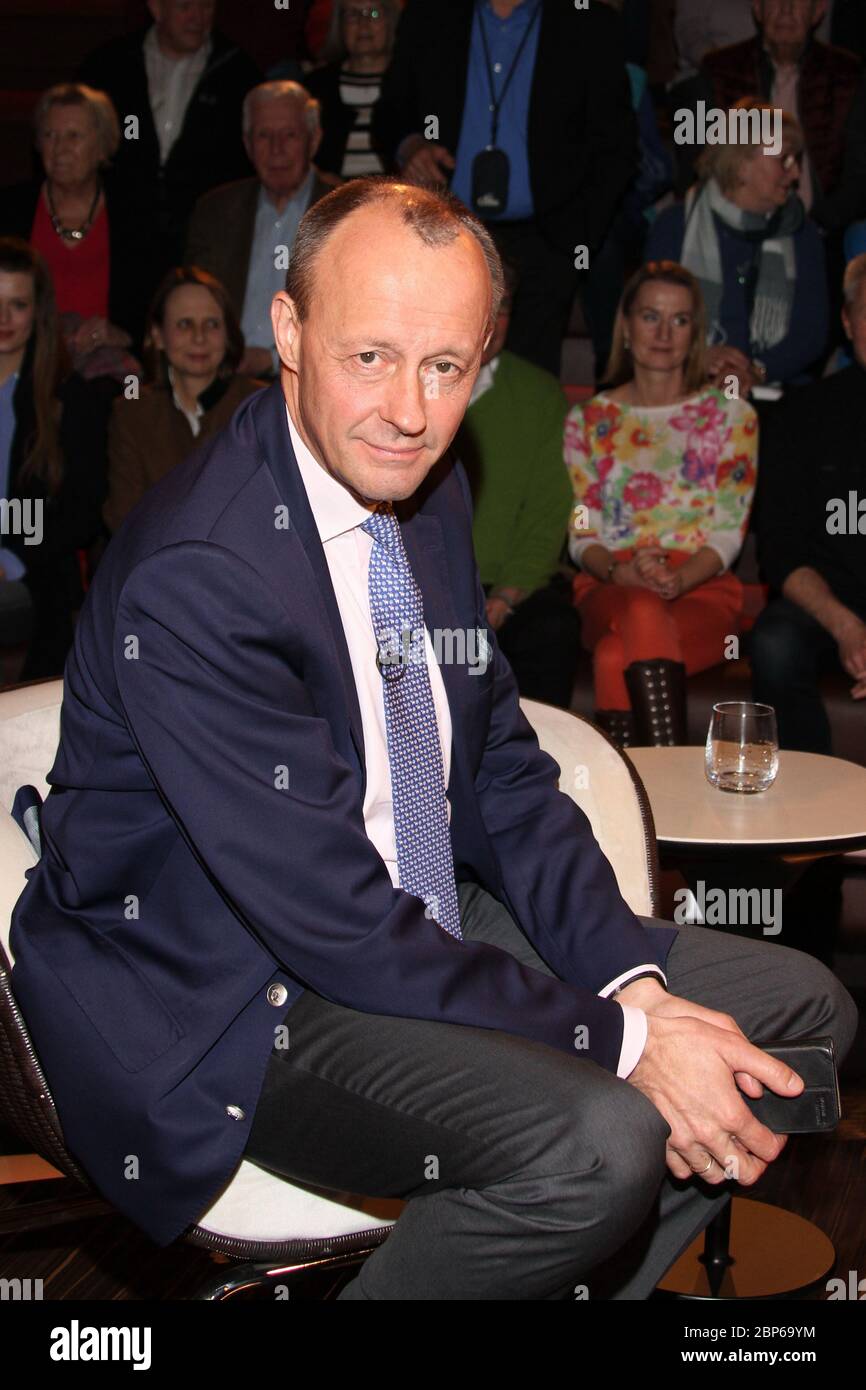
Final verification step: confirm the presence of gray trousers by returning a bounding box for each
[244,882,859,1300]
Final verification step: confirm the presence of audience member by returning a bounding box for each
[0,239,111,679]
[373,0,637,377]
[673,0,771,82]
[306,1,400,179]
[647,103,828,393]
[696,0,866,233]
[670,0,864,81]
[103,267,263,534]
[566,262,757,748]
[78,0,260,298]
[2,84,139,379]
[454,258,579,708]
[751,252,866,752]
[583,56,674,375]
[185,82,335,379]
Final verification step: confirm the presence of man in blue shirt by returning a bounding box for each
[374,0,638,376]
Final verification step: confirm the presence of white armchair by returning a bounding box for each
[0,682,659,1298]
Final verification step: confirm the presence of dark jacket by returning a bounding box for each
[756,363,866,612]
[304,61,387,177]
[184,173,335,321]
[645,197,829,383]
[372,0,637,256]
[9,379,675,1247]
[78,26,261,273]
[103,373,264,534]
[700,35,866,232]
[5,347,113,677]
[0,179,144,346]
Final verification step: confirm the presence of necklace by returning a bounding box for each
[46,181,101,242]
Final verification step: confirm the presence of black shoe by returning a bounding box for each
[594,708,637,749]
[624,659,688,745]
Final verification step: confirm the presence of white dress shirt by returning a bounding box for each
[286,404,660,1076]
[144,27,211,165]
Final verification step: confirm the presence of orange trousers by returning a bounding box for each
[573,551,744,711]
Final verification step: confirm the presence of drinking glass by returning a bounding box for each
[705,702,779,793]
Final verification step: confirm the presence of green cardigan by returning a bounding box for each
[458,349,572,594]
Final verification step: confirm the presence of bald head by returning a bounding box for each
[272,193,496,506]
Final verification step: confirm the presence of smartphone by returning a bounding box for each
[741,1036,840,1133]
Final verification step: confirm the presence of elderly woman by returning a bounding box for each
[2,83,140,377]
[646,100,828,393]
[305,1,401,178]
[103,267,264,534]
[565,261,758,748]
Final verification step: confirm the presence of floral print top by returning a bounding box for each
[565,387,758,571]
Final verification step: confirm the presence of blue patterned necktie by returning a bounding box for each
[360,503,462,941]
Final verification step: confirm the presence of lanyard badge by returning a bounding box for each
[471,0,541,216]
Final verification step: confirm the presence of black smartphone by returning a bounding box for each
[741,1036,840,1133]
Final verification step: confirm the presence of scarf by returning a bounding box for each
[681,179,804,353]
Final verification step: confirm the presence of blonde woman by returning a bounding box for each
[566,261,757,747]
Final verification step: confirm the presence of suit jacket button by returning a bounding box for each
[226,1104,245,1121]
[267,983,288,1007]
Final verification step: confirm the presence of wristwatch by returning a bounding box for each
[611,971,667,999]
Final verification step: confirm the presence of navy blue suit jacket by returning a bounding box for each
[10,381,676,1247]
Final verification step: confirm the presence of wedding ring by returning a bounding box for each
[692,1154,715,1175]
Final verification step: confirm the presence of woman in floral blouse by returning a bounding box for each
[565,261,757,746]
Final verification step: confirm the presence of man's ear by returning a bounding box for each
[842,304,852,341]
[147,0,161,25]
[752,0,762,28]
[308,127,323,163]
[272,291,302,372]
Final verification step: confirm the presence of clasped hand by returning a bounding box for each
[620,546,683,600]
[620,977,802,1185]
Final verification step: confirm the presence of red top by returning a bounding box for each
[30,188,110,320]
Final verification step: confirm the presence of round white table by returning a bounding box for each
[627,747,866,857]
[626,747,866,1300]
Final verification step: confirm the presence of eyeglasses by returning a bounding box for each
[780,151,803,171]
[343,5,384,20]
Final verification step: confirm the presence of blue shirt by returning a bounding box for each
[241,168,315,359]
[0,371,26,580]
[451,0,541,222]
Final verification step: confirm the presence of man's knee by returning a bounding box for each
[751,602,817,685]
[768,946,859,1064]
[804,958,859,1064]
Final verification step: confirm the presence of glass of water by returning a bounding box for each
[705,702,779,793]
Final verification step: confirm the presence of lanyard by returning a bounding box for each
[476,0,542,148]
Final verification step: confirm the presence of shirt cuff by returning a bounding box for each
[597,964,667,998]
[704,534,741,572]
[616,1003,648,1079]
[568,533,600,567]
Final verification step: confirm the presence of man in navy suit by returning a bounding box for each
[9,178,857,1300]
